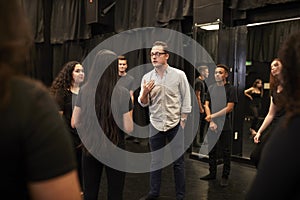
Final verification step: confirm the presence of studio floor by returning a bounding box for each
[96,137,257,200]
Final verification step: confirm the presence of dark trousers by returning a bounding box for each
[149,123,185,200]
[82,150,125,200]
[75,147,83,190]
[249,104,261,131]
[208,130,232,178]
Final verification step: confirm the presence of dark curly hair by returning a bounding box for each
[278,31,300,124]
[49,61,81,97]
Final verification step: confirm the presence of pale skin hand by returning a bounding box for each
[140,79,155,105]
[253,97,277,144]
[209,121,218,132]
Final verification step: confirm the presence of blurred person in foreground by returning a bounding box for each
[0,1,81,200]
[72,50,133,200]
[247,31,300,199]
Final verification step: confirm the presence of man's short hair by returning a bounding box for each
[216,64,229,73]
[153,41,169,53]
[118,55,127,61]
[197,65,208,73]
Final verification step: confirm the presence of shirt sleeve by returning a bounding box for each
[179,71,192,113]
[138,76,150,107]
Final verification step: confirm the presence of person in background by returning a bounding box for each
[72,49,133,200]
[250,58,285,167]
[194,65,209,147]
[0,1,81,199]
[49,61,85,190]
[138,41,191,200]
[200,64,238,187]
[244,79,263,135]
[246,31,300,200]
[118,55,140,143]
[118,55,134,102]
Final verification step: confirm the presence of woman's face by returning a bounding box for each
[270,60,282,79]
[256,81,262,88]
[72,64,85,84]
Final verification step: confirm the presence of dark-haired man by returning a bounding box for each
[200,64,237,187]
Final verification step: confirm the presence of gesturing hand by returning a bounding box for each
[143,79,155,95]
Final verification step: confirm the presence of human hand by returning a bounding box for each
[253,133,261,143]
[142,79,155,95]
[209,121,217,132]
[205,115,212,122]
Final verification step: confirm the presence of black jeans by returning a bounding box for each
[149,123,185,200]
[208,130,232,178]
[82,150,125,200]
[249,103,261,131]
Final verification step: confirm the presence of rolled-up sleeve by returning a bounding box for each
[138,76,150,107]
[179,71,192,114]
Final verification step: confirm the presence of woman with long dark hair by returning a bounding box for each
[244,78,263,135]
[72,49,133,200]
[0,1,81,199]
[250,58,285,167]
[247,31,300,200]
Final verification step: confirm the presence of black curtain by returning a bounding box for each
[247,20,300,62]
[231,0,298,10]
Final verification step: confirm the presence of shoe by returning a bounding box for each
[220,177,229,187]
[200,173,216,180]
[139,194,159,200]
[133,138,140,144]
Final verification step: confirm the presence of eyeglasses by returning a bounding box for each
[150,52,167,57]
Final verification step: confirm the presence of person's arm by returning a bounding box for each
[244,87,253,100]
[195,90,204,113]
[28,170,81,200]
[138,79,155,106]
[205,102,235,122]
[253,96,277,143]
[203,100,217,131]
[71,106,81,128]
[123,110,133,133]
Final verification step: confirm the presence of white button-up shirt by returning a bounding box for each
[138,66,192,131]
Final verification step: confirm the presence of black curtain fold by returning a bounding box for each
[21,0,44,43]
[50,0,91,44]
[114,0,190,32]
[232,0,298,10]
[247,20,300,62]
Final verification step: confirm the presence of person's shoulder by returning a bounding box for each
[168,66,187,79]
[225,83,235,89]
[143,69,155,78]
[126,73,134,80]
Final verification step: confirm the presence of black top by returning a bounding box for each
[250,92,262,106]
[206,83,238,131]
[194,77,208,105]
[246,115,300,200]
[271,89,285,124]
[0,77,76,199]
[117,74,134,92]
[55,89,81,147]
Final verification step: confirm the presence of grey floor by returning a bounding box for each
[97,138,257,200]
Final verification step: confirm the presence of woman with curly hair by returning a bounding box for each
[247,31,300,199]
[50,61,85,189]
